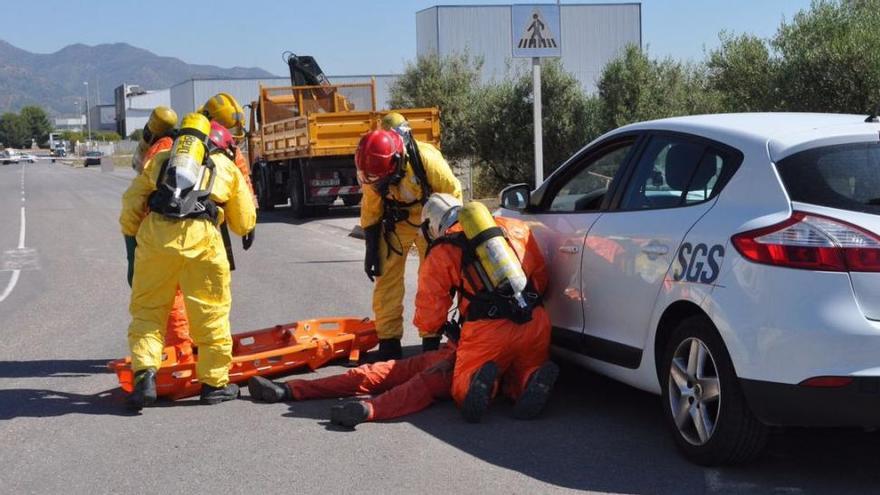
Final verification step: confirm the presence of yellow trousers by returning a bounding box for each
[128,215,233,388]
[374,222,428,340]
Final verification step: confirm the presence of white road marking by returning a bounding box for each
[0,164,26,303]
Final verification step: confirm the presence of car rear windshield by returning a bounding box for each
[776,142,880,214]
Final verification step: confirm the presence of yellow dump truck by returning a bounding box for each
[247,77,440,217]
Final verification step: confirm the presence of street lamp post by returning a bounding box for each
[83,81,91,148]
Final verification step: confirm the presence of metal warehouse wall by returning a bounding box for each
[417,3,641,93]
[169,75,399,129]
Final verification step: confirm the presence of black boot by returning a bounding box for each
[461,362,498,423]
[126,368,157,411]
[200,383,240,405]
[421,336,441,353]
[370,338,402,362]
[248,376,291,403]
[513,362,560,420]
[330,401,370,427]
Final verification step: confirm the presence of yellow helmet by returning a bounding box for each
[199,92,245,140]
[381,112,408,133]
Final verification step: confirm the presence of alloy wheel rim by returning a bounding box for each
[668,337,722,446]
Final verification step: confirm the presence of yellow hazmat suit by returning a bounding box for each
[120,150,256,387]
[360,141,461,340]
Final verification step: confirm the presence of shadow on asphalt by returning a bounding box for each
[0,359,112,378]
[256,206,359,226]
[273,356,880,493]
[0,387,136,419]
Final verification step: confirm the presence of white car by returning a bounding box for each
[21,153,37,163]
[1,150,22,164]
[498,113,880,465]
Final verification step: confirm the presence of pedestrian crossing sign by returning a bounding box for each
[512,4,561,58]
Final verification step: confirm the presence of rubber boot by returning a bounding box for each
[461,362,498,423]
[421,336,441,353]
[330,401,371,427]
[125,368,157,411]
[513,362,560,420]
[200,383,240,405]
[248,376,291,403]
[369,338,402,362]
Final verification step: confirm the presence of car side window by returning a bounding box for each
[547,142,635,212]
[619,136,729,210]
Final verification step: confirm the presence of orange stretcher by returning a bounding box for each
[107,317,378,400]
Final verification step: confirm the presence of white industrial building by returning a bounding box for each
[114,84,172,137]
[416,3,641,92]
[87,104,117,132]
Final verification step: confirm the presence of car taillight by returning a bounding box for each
[731,212,880,272]
[799,376,854,388]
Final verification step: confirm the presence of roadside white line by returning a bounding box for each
[0,163,26,303]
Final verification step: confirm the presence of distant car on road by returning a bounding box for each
[21,153,37,163]
[1,150,22,164]
[498,112,880,466]
[83,151,103,167]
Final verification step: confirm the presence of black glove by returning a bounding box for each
[442,320,461,343]
[363,223,382,282]
[124,235,137,287]
[242,229,255,251]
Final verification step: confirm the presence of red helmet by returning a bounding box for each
[355,130,404,185]
[208,120,235,153]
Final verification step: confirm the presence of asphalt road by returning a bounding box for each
[1,160,879,494]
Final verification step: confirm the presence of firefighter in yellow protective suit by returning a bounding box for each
[120,112,256,410]
[356,114,461,361]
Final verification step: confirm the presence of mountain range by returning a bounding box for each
[0,40,277,116]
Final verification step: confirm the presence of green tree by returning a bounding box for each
[707,32,779,112]
[389,52,483,161]
[19,106,53,145]
[772,0,880,113]
[598,46,723,130]
[129,128,144,142]
[95,131,122,142]
[0,113,29,148]
[472,59,599,191]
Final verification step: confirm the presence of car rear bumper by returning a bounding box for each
[741,377,880,427]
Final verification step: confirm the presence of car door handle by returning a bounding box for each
[558,246,580,254]
[641,244,669,256]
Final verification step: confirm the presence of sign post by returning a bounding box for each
[512,4,561,187]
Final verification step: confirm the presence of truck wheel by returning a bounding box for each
[288,164,308,219]
[254,164,275,211]
[342,194,362,207]
[661,315,768,466]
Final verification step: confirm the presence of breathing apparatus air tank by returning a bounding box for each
[131,106,178,172]
[168,113,212,199]
[459,201,529,308]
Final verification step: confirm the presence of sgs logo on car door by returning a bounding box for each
[672,242,725,284]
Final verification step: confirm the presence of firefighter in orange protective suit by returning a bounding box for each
[125,95,256,360]
[247,342,456,426]
[247,193,558,426]
[414,194,559,423]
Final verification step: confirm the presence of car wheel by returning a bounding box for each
[661,315,768,465]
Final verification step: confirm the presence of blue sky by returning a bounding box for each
[3,0,812,75]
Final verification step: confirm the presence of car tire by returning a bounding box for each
[661,315,769,466]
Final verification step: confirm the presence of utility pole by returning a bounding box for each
[83,81,91,146]
[532,56,543,186]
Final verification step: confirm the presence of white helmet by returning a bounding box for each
[421,193,462,241]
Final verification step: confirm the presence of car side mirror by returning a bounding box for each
[500,183,531,211]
